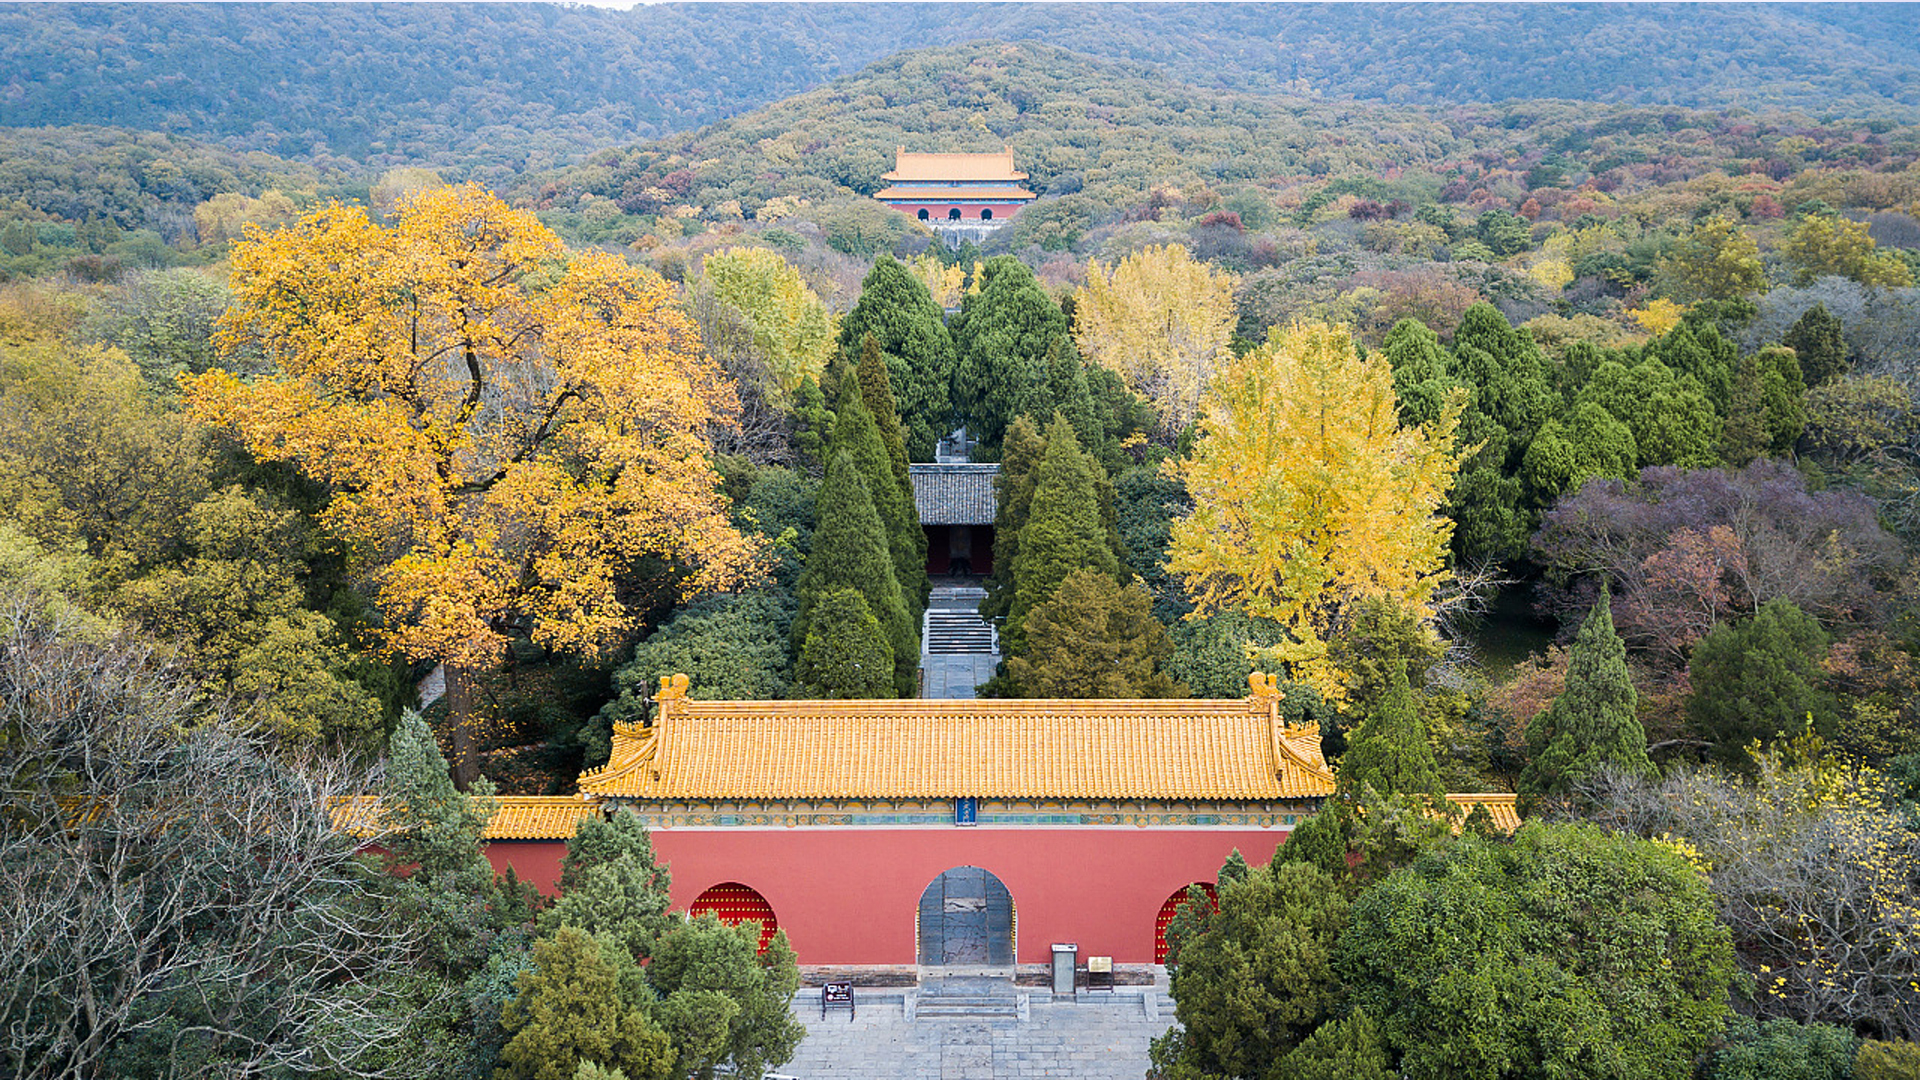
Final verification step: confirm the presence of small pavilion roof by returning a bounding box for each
[909,462,998,525]
[883,147,1029,183]
[578,673,1338,802]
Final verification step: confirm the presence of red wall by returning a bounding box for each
[488,827,1290,965]
[883,202,1026,222]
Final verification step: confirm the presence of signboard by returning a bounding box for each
[1087,955,1115,993]
[821,982,854,1020]
[955,797,978,826]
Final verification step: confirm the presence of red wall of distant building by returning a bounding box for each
[882,201,1027,222]
[486,826,1291,965]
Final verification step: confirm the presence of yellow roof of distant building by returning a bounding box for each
[578,673,1338,802]
[1445,793,1521,834]
[332,794,598,841]
[883,147,1029,183]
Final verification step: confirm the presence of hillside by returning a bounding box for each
[2,3,1916,179]
[522,40,1920,241]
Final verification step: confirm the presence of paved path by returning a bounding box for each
[781,996,1171,1079]
[922,582,998,699]
[922,653,999,698]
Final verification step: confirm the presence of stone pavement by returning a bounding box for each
[778,993,1172,1079]
[922,581,999,699]
[921,653,999,699]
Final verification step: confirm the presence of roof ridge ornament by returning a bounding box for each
[655,673,692,721]
[1247,670,1281,713]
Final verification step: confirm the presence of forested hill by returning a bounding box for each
[3,2,1917,180]
[520,40,1920,238]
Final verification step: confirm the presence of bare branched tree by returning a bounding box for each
[1576,760,1920,1041]
[0,591,432,1079]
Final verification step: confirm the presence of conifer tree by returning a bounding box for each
[1338,660,1445,803]
[858,333,911,495]
[1006,568,1178,697]
[856,332,927,604]
[788,374,834,470]
[382,709,497,881]
[795,587,895,699]
[837,255,955,460]
[791,449,915,695]
[1521,587,1654,795]
[951,256,1073,453]
[542,813,675,960]
[497,927,673,1080]
[829,389,927,619]
[1783,302,1850,388]
[979,414,1047,625]
[1041,339,1102,462]
[1007,416,1120,651]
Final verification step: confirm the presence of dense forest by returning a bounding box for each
[6,5,1920,1077]
[2,3,1918,178]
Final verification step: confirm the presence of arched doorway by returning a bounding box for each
[918,208,930,221]
[947,207,962,221]
[690,882,779,953]
[1153,882,1218,964]
[980,207,993,220]
[917,866,1013,966]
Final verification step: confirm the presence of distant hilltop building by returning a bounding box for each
[874,147,1037,243]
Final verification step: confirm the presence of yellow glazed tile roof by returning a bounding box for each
[1445,793,1521,834]
[578,673,1338,802]
[883,147,1029,182]
[331,795,597,840]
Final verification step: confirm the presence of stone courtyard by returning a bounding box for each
[777,986,1171,1080]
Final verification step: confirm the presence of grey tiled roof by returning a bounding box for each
[909,463,999,525]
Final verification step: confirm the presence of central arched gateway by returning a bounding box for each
[917,866,1014,966]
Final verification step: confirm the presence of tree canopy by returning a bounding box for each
[1167,320,1465,699]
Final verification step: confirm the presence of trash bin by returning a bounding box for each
[1051,943,1078,995]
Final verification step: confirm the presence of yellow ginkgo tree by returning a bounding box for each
[1074,243,1236,435]
[186,184,760,783]
[1165,320,1466,699]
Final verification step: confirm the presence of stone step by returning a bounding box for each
[913,997,1021,1020]
[923,605,999,656]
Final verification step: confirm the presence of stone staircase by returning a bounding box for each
[924,586,997,656]
[910,977,1023,1022]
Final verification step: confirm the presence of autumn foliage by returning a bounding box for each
[1167,320,1465,697]
[186,186,759,758]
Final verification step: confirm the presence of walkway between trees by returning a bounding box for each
[921,582,998,698]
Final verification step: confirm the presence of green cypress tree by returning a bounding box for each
[382,708,496,884]
[1686,598,1836,767]
[1521,587,1655,794]
[836,256,955,460]
[795,587,895,699]
[791,449,915,696]
[829,390,927,620]
[542,813,675,960]
[788,374,834,470]
[1382,317,1462,430]
[1782,302,1850,388]
[1006,415,1120,651]
[1338,660,1445,802]
[856,331,927,605]
[1005,568,1178,698]
[1274,1010,1396,1080]
[498,927,673,1080]
[979,414,1047,624]
[1041,339,1102,462]
[951,256,1072,453]
[858,333,911,496]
